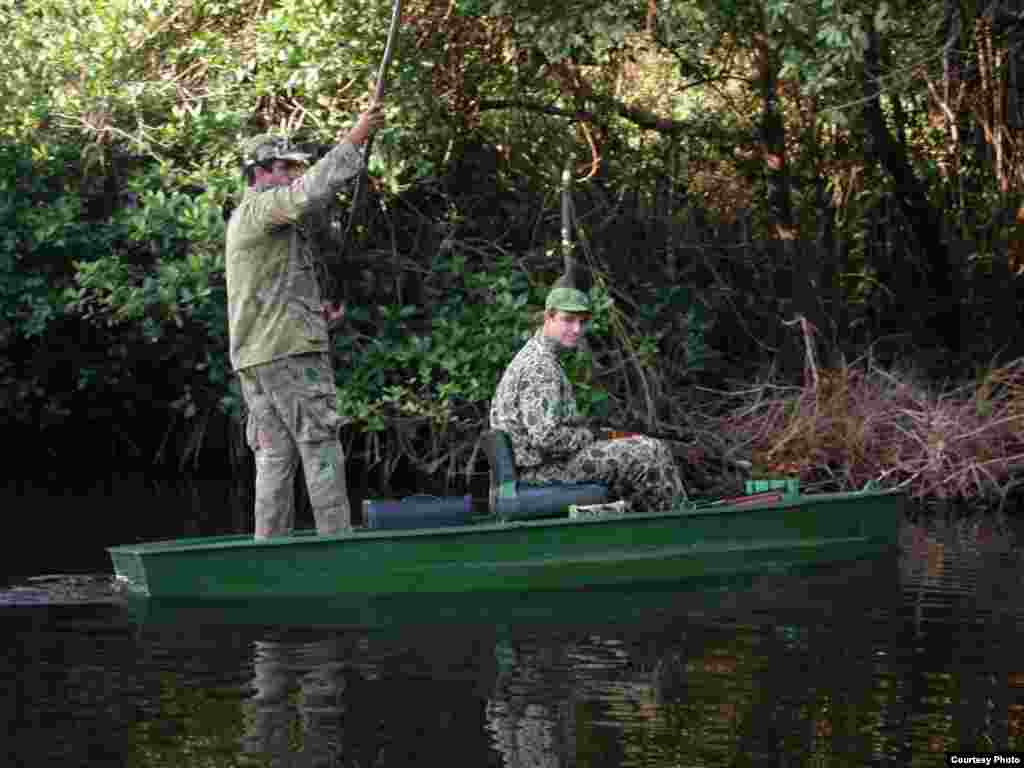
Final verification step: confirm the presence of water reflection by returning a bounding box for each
[488,635,579,767]
[896,513,1024,758]
[902,513,1022,631]
[242,637,346,766]
[7,512,1024,766]
[230,627,500,767]
[486,611,897,766]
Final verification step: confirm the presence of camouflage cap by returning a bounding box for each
[545,286,592,313]
[241,134,311,169]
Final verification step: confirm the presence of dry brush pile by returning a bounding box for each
[714,358,1024,505]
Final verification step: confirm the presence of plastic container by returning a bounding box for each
[363,494,474,531]
[744,478,800,496]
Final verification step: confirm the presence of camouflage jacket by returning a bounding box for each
[226,140,364,372]
[489,330,596,469]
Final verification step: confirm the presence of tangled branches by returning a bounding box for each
[717,358,1024,504]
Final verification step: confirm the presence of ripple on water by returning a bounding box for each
[0,574,124,606]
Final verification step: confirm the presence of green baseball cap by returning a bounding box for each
[545,286,592,313]
[241,134,311,169]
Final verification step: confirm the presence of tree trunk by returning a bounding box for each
[862,10,960,360]
[755,31,826,374]
[754,34,795,242]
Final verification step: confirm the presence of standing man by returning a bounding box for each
[227,106,384,539]
[489,280,687,512]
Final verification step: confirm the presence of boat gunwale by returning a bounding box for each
[106,487,905,557]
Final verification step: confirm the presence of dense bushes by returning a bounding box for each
[6,0,1024,505]
[0,142,715,485]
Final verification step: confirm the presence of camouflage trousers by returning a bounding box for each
[238,352,351,539]
[520,436,686,513]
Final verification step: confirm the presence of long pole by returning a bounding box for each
[335,0,402,299]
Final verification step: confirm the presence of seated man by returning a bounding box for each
[489,281,687,512]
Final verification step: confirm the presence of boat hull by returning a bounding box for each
[127,557,895,631]
[108,489,904,599]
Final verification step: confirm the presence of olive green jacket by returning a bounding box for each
[226,140,363,372]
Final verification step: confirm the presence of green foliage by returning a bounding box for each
[486,0,640,62]
[635,284,716,373]
[0,146,86,337]
[334,254,614,430]
[0,0,1019,486]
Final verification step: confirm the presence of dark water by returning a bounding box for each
[5,477,1024,766]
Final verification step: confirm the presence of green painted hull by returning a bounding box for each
[127,557,893,631]
[107,488,904,599]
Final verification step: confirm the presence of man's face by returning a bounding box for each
[543,310,590,348]
[255,159,305,187]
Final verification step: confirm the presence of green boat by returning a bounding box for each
[108,431,905,599]
[125,557,893,632]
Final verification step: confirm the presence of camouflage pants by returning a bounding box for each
[239,352,350,539]
[520,436,686,513]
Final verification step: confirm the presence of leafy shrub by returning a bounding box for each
[334,252,615,431]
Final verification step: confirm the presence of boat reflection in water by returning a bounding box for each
[129,560,909,767]
[239,630,499,766]
[90,510,1024,766]
[17,474,1024,766]
[20,510,1024,767]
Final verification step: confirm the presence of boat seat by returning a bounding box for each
[480,429,608,520]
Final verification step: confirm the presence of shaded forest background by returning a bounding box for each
[4,0,1024,518]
